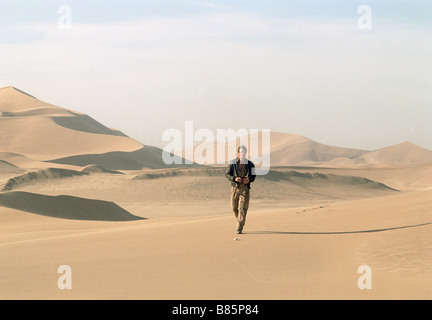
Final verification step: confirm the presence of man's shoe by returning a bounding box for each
[237,230,242,234]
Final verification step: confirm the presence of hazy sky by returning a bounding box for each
[1,0,431,150]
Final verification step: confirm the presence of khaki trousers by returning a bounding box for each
[231,186,250,232]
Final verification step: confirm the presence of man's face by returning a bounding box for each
[238,148,247,162]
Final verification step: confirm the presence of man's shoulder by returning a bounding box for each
[228,158,238,165]
[227,158,255,166]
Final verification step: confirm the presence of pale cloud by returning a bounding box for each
[1,12,431,150]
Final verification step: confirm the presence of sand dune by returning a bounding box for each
[1,168,89,192]
[0,87,140,159]
[133,167,396,191]
[178,131,369,167]
[0,87,187,170]
[319,157,359,168]
[393,165,432,190]
[353,142,432,167]
[0,191,143,221]
[52,114,128,137]
[6,167,398,222]
[0,151,69,171]
[0,86,62,113]
[0,159,23,174]
[47,146,189,170]
[288,164,432,192]
[1,166,126,192]
[80,164,124,175]
[3,87,431,171]
[0,106,142,160]
[133,167,225,180]
[179,130,432,169]
[265,132,368,166]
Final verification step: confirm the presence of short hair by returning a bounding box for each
[237,145,247,153]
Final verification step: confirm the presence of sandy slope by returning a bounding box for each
[0,165,431,299]
[0,87,140,159]
[0,87,185,170]
[0,188,430,300]
[0,191,143,221]
[282,165,432,191]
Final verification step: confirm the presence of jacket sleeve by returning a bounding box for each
[225,163,236,182]
[249,162,256,183]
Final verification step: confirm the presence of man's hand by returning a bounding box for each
[235,177,243,183]
[242,177,250,184]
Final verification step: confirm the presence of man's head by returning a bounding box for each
[237,145,247,163]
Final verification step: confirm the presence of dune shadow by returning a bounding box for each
[0,191,145,221]
[246,222,432,235]
[52,115,128,137]
[46,147,200,170]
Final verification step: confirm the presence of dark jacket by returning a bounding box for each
[225,158,256,189]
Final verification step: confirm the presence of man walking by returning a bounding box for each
[225,145,256,234]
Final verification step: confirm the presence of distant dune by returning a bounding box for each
[2,86,432,170]
[178,131,368,167]
[178,131,432,168]
[0,159,23,174]
[319,157,357,167]
[353,142,432,167]
[264,132,368,166]
[0,191,144,221]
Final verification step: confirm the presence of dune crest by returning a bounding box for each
[80,164,124,175]
[133,167,223,180]
[1,168,88,192]
[1,165,127,192]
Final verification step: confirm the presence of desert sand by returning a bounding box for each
[0,87,431,300]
